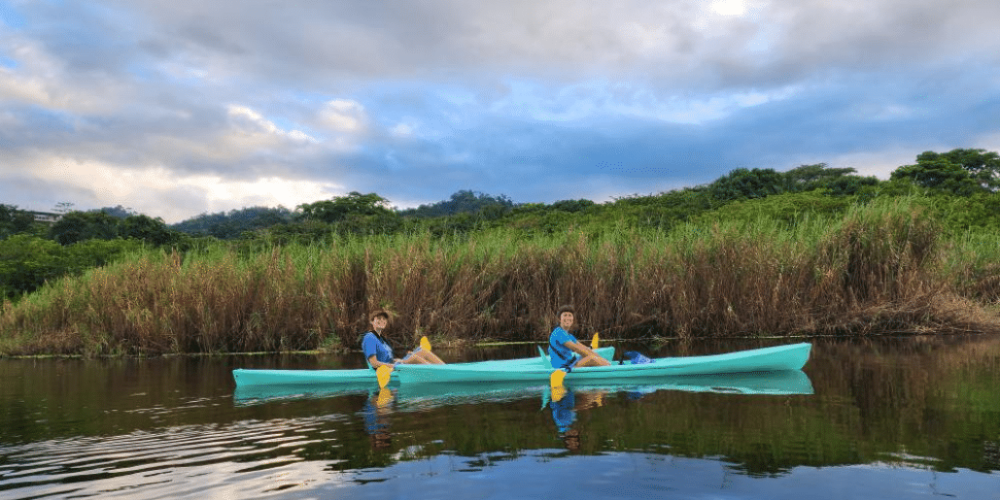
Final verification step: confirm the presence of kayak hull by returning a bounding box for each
[395,342,812,385]
[232,346,616,387]
[233,369,814,406]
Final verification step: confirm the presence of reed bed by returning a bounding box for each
[2,199,997,356]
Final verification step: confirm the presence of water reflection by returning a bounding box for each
[546,371,815,453]
[364,389,394,449]
[2,336,1000,500]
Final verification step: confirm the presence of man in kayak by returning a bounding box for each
[549,305,610,370]
[363,310,446,369]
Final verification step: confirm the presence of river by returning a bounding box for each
[1,336,998,499]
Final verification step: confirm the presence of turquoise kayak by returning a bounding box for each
[394,342,812,385]
[231,345,616,387]
[233,369,813,407]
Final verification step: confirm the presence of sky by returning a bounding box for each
[1,0,998,223]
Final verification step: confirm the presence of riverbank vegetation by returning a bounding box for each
[3,148,1000,356]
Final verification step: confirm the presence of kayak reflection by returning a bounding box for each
[546,371,815,452]
[233,370,814,408]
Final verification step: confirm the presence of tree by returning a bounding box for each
[94,205,137,219]
[0,204,36,238]
[297,192,394,223]
[0,235,139,300]
[709,168,786,202]
[399,190,515,218]
[914,149,1000,191]
[119,214,179,245]
[48,211,119,245]
[891,154,985,195]
[783,163,880,195]
[551,199,596,213]
[171,206,293,239]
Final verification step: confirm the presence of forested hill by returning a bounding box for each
[2,148,1000,303]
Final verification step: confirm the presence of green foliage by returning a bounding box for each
[297,192,394,223]
[47,210,182,246]
[783,163,880,195]
[49,211,119,245]
[550,199,596,213]
[0,235,140,300]
[709,168,786,201]
[400,190,515,218]
[920,192,1000,233]
[918,149,1000,190]
[170,206,293,239]
[0,204,37,238]
[891,158,983,195]
[119,215,181,245]
[890,149,1000,195]
[692,190,857,228]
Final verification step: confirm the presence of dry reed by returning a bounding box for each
[2,199,997,356]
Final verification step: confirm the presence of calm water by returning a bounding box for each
[1,336,998,500]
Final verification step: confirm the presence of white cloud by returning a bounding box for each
[711,0,750,17]
[227,104,316,143]
[318,99,368,133]
[390,122,414,138]
[4,152,343,222]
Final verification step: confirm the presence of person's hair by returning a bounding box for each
[369,310,390,323]
[556,305,575,317]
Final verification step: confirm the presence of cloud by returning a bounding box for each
[0,0,997,222]
[317,99,368,133]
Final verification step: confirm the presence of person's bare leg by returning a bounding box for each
[575,355,610,367]
[412,350,445,364]
[398,350,446,365]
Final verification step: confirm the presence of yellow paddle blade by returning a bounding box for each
[376,365,393,388]
[419,336,432,352]
[375,387,394,408]
[551,385,567,403]
[550,369,567,388]
[591,332,600,350]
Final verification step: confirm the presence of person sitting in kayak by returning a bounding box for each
[362,310,446,369]
[549,305,610,370]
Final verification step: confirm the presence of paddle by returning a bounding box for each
[376,336,433,388]
[550,368,567,388]
[376,365,393,388]
[591,332,599,350]
[551,384,568,402]
[375,387,394,408]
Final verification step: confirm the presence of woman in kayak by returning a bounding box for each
[363,310,446,369]
[549,305,610,370]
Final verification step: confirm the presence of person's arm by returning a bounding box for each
[564,340,597,358]
[368,354,396,369]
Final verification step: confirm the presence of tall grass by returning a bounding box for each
[2,198,997,356]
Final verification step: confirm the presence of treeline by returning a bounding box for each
[0,206,188,301]
[173,148,1000,243]
[1,148,999,308]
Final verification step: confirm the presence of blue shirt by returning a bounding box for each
[549,326,579,369]
[550,389,577,432]
[362,332,394,365]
